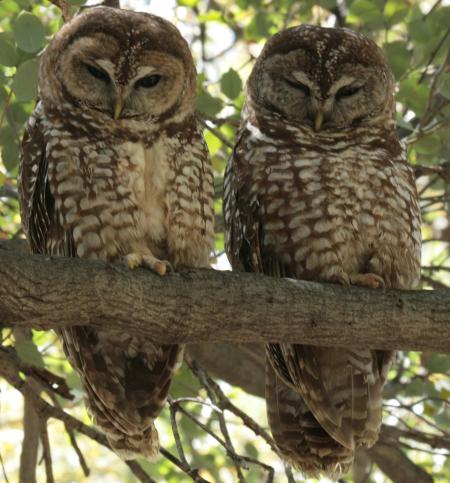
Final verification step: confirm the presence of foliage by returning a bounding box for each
[0,0,449,482]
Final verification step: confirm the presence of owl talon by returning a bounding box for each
[350,273,385,289]
[124,254,172,277]
[143,258,173,276]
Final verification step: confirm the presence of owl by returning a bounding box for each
[224,25,421,478]
[18,7,214,459]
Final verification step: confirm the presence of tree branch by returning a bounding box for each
[16,329,40,483]
[0,247,449,353]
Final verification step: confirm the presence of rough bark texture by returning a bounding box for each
[1,247,449,353]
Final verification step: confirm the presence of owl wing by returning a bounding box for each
[224,130,263,274]
[19,102,75,257]
[18,103,181,459]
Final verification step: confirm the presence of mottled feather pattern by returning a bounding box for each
[19,7,214,460]
[224,25,421,477]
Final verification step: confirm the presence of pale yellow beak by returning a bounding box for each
[314,110,324,131]
[113,97,123,120]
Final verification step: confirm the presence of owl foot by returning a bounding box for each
[125,253,173,276]
[349,273,385,289]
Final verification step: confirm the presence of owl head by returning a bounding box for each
[247,25,395,131]
[39,7,197,123]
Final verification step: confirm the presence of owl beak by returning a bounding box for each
[314,110,324,131]
[113,98,124,120]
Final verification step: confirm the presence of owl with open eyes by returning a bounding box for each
[224,25,421,477]
[19,7,214,459]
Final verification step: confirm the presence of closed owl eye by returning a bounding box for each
[135,74,162,89]
[336,84,363,99]
[284,78,310,96]
[85,63,110,83]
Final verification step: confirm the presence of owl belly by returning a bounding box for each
[48,138,169,261]
[259,154,413,285]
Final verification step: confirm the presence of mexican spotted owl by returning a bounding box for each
[19,7,214,459]
[224,25,421,477]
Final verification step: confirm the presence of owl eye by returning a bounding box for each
[285,78,310,96]
[85,64,110,83]
[336,85,362,99]
[135,74,161,89]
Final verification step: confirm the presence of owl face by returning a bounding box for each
[39,7,197,123]
[248,25,394,130]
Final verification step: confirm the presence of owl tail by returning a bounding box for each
[60,327,184,460]
[289,346,393,451]
[266,363,354,479]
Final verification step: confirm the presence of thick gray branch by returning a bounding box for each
[0,247,449,353]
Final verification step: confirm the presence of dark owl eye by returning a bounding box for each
[135,74,161,89]
[285,78,310,96]
[336,85,362,99]
[85,64,110,83]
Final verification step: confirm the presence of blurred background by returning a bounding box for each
[0,0,449,481]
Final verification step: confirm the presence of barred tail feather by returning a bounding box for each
[60,327,183,460]
[266,362,354,480]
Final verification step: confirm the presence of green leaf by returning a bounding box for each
[177,0,199,6]
[196,90,223,117]
[397,78,429,115]
[220,68,242,100]
[384,0,408,25]
[0,37,18,66]
[414,134,441,155]
[438,74,450,100]
[245,11,272,39]
[396,115,414,131]
[1,140,19,172]
[425,353,450,374]
[13,11,45,53]
[16,340,45,368]
[384,41,412,79]
[12,58,39,101]
[204,129,222,156]
[348,0,383,23]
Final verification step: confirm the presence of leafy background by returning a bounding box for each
[0,0,449,482]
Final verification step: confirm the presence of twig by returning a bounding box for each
[0,348,155,483]
[39,420,55,483]
[47,0,71,22]
[0,450,10,483]
[382,425,450,451]
[0,90,12,129]
[173,402,274,481]
[0,185,19,200]
[168,399,190,468]
[418,28,449,84]
[15,329,40,483]
[187,358,278,453]
[47,391,90,477]
[199,118,234,149]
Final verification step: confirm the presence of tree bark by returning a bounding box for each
[1,247,449,353]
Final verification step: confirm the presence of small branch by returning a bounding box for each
[15,329,40,483]
[39,420,55,483]
[0,448,11,483]
[368,442,433,483]
[187,358,277,453]
[0,185,19,200]
[199,119,234,149]
[0,347,155,483]
[47,0,71,22]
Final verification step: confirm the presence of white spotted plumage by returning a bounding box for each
[224,24,421,478]
[19,7,214,460]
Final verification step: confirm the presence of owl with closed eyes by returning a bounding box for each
[224,25,421,477]
[19,6,214,459]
